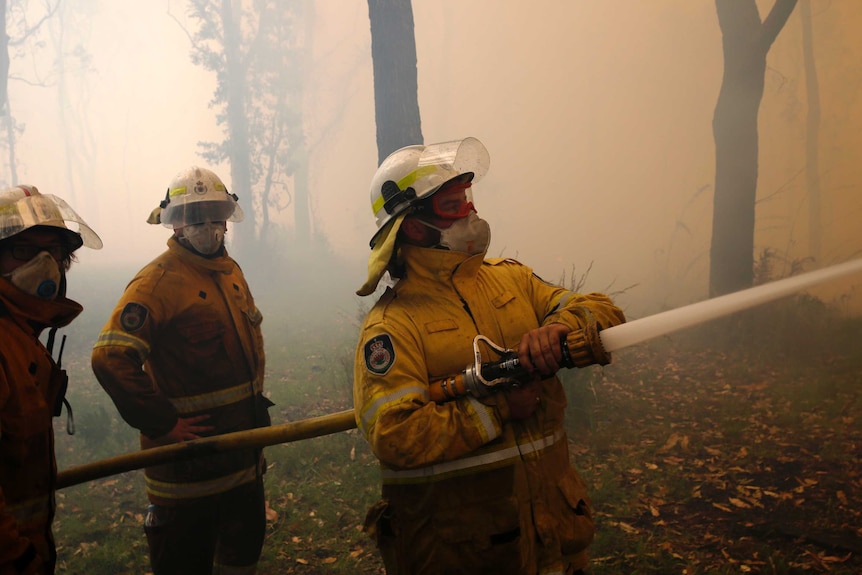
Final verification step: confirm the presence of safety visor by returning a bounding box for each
[161,199,244,228]
[0,193,102,249]
[412,137,489,200]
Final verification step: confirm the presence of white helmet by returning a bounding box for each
[148,166,244,228]
[0,185,102,250]
[367,137,490,248]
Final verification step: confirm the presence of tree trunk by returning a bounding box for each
[1,0,8,116]
[292,1,314,244]
[801,0,822,262]
[710,0,798,296]
[222,0,254,256]
[1,0,17,186]
[367,0,423,163]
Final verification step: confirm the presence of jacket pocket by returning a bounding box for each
[177,319,225,358]
[555,469,596,555]
[432,496,525,565]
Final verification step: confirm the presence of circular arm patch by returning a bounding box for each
[364,333,396,375]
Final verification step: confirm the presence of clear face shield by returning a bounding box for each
[411,138,490,203]
[0,192,103,249]
[161,199,243,228]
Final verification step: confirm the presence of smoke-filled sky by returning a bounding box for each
[7,0,862,316]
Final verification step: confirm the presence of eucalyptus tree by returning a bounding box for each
[183,0,311,256]
[710,0,798,296]
[800,0,821,263]
[0,0,60,186]
[367,0,423,163]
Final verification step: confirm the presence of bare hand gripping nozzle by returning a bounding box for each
[429,326,609,403]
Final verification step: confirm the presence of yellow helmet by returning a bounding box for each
[148,166,244,228]
[367,137,489,248]
[0,185,102,250]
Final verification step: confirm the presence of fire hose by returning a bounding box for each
[57,258,862,489]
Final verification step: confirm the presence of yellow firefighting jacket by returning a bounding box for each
[354,244,626,575]
[0,278,82,575]
[91,238,269,505]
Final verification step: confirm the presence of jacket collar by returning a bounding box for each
[0,276,83,335]
[400,243,486,285]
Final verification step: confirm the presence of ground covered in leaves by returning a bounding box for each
[51,307,860,574]
[569,312,862,574]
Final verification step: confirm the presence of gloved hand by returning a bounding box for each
[504,377,543,421]
[564,312,610,367]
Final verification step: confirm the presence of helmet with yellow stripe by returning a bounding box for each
[367,137,489,248]
[148,166,244,228]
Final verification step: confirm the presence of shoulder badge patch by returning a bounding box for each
[364,334,396,375]
[120,302,149,332]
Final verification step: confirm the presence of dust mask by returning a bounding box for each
[423,212,491,255]
[181,222,226,255]
[2,251,62,299]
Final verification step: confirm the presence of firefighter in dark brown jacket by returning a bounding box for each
[1,185,102,574]
[91,167,271,575]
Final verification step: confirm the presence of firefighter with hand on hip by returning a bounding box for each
[91,167,271,575]
[353,138,626,575]
[0,185,102,574]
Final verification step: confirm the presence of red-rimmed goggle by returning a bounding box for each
[417,181,475,220]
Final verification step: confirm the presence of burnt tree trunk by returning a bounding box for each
[368,0,423,163]
[800,0,822,262]
[710,0,798,296]
[221,0,254,256]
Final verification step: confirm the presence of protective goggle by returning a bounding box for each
[415,181,475,220]
[4,243,71,262]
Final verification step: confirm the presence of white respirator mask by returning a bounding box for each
[181,221,227,255]
[422,212,491,256]
[2,251,62,299]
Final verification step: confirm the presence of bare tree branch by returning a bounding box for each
[760,0,799,51]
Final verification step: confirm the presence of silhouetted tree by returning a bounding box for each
[1,1,8,117]
[1,0,61,186]
[800,0,821,262]
[710,0,798,296]
[183,0,311,256]
[48,0,96,210]
[367,0,423,163]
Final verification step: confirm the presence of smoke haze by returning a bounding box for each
[6,0,862,320]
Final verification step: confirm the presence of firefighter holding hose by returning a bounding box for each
[353,137,626,574]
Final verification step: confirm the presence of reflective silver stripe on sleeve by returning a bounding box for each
[359,384,428,432]
[549,291,575,315]
[466,395,500,442]
[381,428,565,482]
[92,329,150,363]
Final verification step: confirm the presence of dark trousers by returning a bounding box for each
[143,478,266,575]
